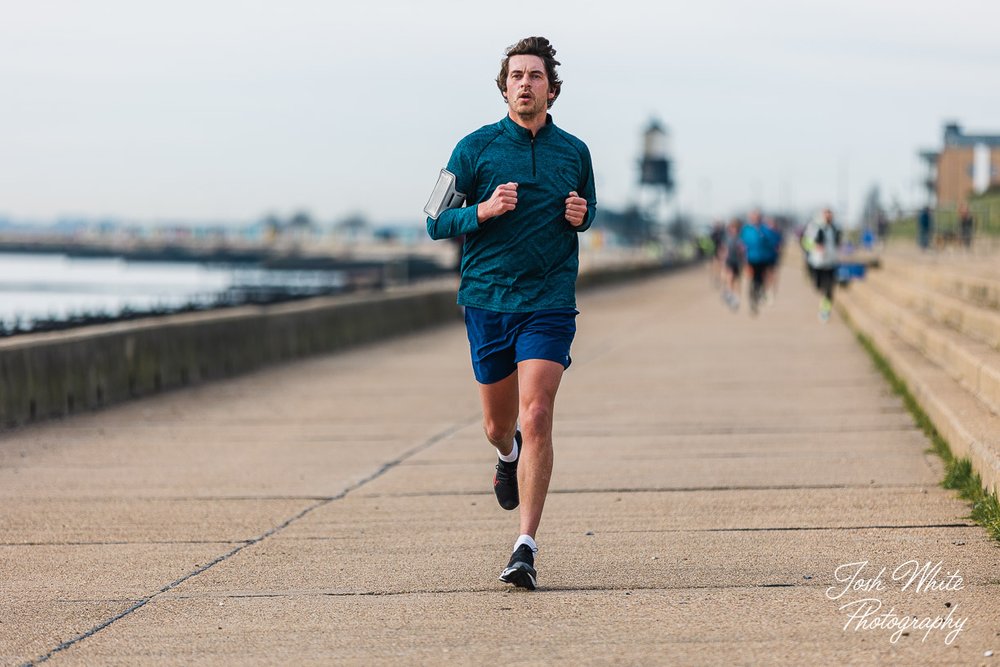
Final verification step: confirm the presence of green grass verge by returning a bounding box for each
[851,327,1000,542]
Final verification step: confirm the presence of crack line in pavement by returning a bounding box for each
[23,413,480,667]
[547,483,936,493]
[0,540,250,547]
[47,577,1000,606]
[8,517,973,560]
[399,452,935,465]
[0,495,341,502]
[552,424,919,436]
[355,482,935,499]
[157,579,984,599]
[265,522,975,543]
[602,523,975,533]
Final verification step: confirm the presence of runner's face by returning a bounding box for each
[505,55,552,119]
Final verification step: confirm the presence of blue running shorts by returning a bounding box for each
[464,307,578,385]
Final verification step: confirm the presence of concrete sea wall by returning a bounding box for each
[0,261,684,429]
[0,287,460,428]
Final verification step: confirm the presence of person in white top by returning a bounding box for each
[802,208,842,322]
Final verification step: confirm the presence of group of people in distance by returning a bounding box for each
[919,203,977,251]
[710,207,843,322]
[710,209,784,316]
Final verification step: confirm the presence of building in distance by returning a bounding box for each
[920,122,1000,210]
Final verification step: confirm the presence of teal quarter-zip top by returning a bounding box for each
[427,114,597,313]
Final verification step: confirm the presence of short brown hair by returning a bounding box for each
[496,36,562,109]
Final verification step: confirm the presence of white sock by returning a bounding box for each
[514,534,537,553]
[496,434,518,463]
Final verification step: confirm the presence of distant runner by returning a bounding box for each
[803,207,842,322]
[739,209,779,316]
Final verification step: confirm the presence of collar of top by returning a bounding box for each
[501,113,554,142]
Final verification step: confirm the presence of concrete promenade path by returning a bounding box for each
[2,264,999,666]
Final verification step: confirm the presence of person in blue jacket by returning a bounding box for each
[739,209,779,314]
[426,36,597,590]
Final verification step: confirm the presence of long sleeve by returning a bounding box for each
[426,143,480,240]
[570,143,597,233]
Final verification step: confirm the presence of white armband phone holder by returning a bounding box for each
[423,169,467,220]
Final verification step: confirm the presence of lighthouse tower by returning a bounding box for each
[637,118,675,225]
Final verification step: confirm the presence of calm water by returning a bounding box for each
[0,252,345,328]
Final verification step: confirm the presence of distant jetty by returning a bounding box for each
[0,235,455,274]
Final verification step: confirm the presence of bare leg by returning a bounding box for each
[514,359,564,538]
[478,371,520,456]
[766,262,780,300]
[725,267,739,296]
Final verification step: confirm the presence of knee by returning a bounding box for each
[483,418,516,446]
[520,401,553,436]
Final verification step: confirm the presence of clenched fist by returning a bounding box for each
[478,182,518,223]
[564,191,587,227]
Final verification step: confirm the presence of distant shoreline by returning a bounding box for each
[0,239,453,273]
[0,249,454,336]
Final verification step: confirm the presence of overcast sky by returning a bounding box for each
[1,0,998,227]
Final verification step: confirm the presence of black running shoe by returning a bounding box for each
[493,430,521,510]
[499,543,537,590]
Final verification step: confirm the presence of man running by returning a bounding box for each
[425,36,597,590]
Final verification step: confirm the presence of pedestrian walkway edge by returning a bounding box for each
[838,298,1000,541]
